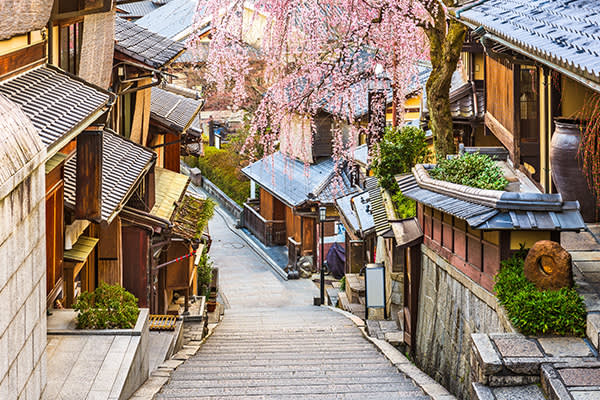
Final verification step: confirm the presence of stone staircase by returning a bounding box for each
[337,273,366,319]
[155,306,430,399]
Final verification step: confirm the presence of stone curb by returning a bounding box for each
[325,306,456,400]
[130,323,219,399]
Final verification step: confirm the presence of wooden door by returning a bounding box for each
[122,225,149,307]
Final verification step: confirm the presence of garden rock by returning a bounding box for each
[523,240,573,290]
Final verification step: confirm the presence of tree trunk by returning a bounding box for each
[424,17,466,159]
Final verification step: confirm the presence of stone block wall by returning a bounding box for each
[414,245,513,400]
[0,163,47,399]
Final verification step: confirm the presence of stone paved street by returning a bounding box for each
[156,206,431,399]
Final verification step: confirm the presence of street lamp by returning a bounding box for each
[319,206,326,305]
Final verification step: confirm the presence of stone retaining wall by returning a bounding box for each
[201,177,243,219]
[414,245,514,399]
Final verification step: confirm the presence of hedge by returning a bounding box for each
[189,146,250,206]
[494,251,586,336]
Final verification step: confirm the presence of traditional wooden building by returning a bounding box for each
[113,16,185,145]
[149,85,204,172]
[453,0,600,221]
[242,151,356,269]
[61,129,156,307]
[0,64,114,308]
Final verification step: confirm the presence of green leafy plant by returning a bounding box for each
[392,191,416,219]
[339,276,346,292]
[197,250,213,298]
[196,199,216,237]
[371,125,431,193]
[494,252,586,336]
[73,283,139,329]
[429,152,508,190]
[194,146,251,205]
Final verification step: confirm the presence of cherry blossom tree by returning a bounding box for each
[189,0,465,159]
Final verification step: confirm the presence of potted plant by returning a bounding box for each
[206,288,218,313]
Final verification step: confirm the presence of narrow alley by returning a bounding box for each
[155,206,431,399]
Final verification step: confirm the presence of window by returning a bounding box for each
[56,0,110,17]
[59,21,83,75]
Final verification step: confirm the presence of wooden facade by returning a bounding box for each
[45,160,65,306]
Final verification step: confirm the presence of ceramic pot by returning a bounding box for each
[550,118,596,222]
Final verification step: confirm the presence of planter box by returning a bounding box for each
[46,309,150,400]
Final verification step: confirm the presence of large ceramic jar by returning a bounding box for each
[550,118,596,222]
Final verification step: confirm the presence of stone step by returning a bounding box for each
[167,376,416,388]
[345,274,365,303]
[169,374,413,384]
[157,383,425,397]
[157,392,430,400]
[189,350,380,360]
[195,344,374,352]
[174,361,395,373]
[174,363,400,374]
[472,383,546,400]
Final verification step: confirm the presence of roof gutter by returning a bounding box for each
[454,0,488,19]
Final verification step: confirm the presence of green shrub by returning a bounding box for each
[392,191,416,219]
[197,250,213,298]
[371,126,430,193]
[429,152,508,190]
[197,199,216,236]
[195,146,250,205]
[339,276,346,292]
[73,283,139,329]
[494,253,586,336]
[183,155,198,168]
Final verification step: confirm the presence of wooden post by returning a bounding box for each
[76,128,103,221]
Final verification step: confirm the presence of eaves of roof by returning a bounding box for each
[115,16,185,69]
[0,65,113,160]
[454,0,600,92]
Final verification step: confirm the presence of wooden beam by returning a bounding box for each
[0,41,46,80]
[484,112,514,161]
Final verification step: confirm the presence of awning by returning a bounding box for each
[64,236,99,262]
[150,167,190,221]
[150,86,204,134]
[391,218,423,249]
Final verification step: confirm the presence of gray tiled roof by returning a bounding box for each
[117,1,161,18]
[456,0,600,83]
[64,130,156,223]
[135,0,200,39]
[242,151,356,207]
[115,16,185,68]
[366,177,390,235]
[396,171,585,231]
[336,190,374,237]
[150,86,203,133]
[0,65,111,151]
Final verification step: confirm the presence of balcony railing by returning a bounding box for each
[242,201,286,247]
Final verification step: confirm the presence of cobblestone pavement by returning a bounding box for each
[156,206,430,399]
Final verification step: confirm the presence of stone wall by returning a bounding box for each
[414,245,514,400]
[0,159,47,399]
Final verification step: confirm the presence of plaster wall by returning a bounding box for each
[0,164,47,399]
[415,244,513,400]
